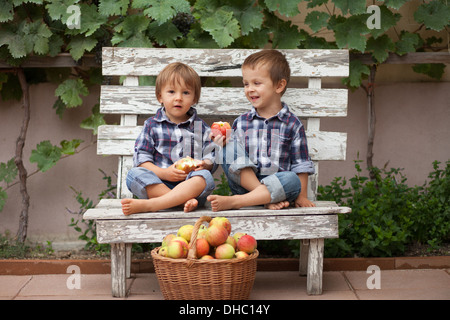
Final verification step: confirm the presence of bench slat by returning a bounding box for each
[96,125,347,161]
[100,86,348,117]
[95,215,339,243]
[83,199,351,220]
[102,48,349,77]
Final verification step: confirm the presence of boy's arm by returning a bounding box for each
[295,173,315,207]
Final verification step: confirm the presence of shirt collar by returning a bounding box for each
[248,102,290,121]
[155,106,197,126]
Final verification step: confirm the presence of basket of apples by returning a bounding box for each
[151,216,259,300]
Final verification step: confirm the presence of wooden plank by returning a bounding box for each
[95,215,339,243]
[102,47,349,77]
[83,199,351,220]
[307,238,324,295]
[110,243,127,297]
[100,86,348,117]
[96,125,347,161]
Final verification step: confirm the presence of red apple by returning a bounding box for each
[209,217,231,235]
[205,225,229,247]
[211,121,231,138]
[195,238,210,258]
[167,240,188,259]
[234,251,249,259]
[214,243,235,259]
[237,234,257,254]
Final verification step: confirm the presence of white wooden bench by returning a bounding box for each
[83,47,352,298]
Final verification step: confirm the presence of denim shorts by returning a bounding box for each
[221,140,301,203]
[125,167,215,207]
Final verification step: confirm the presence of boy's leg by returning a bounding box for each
[122,176,207,215]
[208,171,300,212]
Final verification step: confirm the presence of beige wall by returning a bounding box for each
[1,75,449,243]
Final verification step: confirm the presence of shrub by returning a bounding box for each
[319,159,449,258]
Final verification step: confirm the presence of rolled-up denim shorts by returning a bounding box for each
[221,139,301,203]
[126,167,215,207]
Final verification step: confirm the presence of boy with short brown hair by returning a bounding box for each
[208,50,315,211]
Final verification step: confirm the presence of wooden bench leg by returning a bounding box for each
[299,239,309,276]
[126,243,132,278]
[111,243,127,297]
[306,238,324,295]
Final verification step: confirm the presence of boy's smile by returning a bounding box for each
[242,65,286,118]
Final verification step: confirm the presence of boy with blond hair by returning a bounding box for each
[121,62,216,215]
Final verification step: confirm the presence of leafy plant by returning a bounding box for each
[318,159,450,257]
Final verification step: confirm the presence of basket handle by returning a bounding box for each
[187,216,211,262]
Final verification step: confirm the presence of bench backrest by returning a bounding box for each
[98,48,349,200]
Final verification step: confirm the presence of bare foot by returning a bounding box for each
[121,198,155,215]
[265,201,290,210]
[207,195,240,212]
[184,198,198,212]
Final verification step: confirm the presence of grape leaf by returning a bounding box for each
[55,78,89,108]
[264,0,300,17]
[366,35,395,63]
[98,0,129,17]
[333,0,366,15]
[201,9,240,48]
[111,14,153,47]
[306,0,329,9]
[412,63,446,80]
[45,0,79,21]
[0,158,17,184]
[29,140,62,172]
[369,5,401,39]
[135,0,190,25]
[0,188,7,212]
[0,0,14,22]
[414,0,450,31]
[60,139,83,155]
[265,14,303,49]
[80,104,106,135]
[66,35,97,60]
[384,0,411,10]
[305,11,329,33]
[223,2,264,36]
[395,31,421,55]
[343,59,370,89]
[148,20,181,47]
[65,4,108,37]
[333,15,370,52]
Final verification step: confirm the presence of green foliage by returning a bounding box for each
[29,139,83,172]
[318,159,450,257]
[67,169,117,252]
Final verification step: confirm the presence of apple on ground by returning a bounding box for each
[214,243,235,259]
[209,217,231,235]
[205,224,229,247]
[237,234,257,254]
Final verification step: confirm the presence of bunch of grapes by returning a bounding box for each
[172,12,195,38]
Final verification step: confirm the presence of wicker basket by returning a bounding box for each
[151,216,258,300]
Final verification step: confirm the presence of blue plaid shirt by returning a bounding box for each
[232,102,315,176]
[133,107,216,171]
